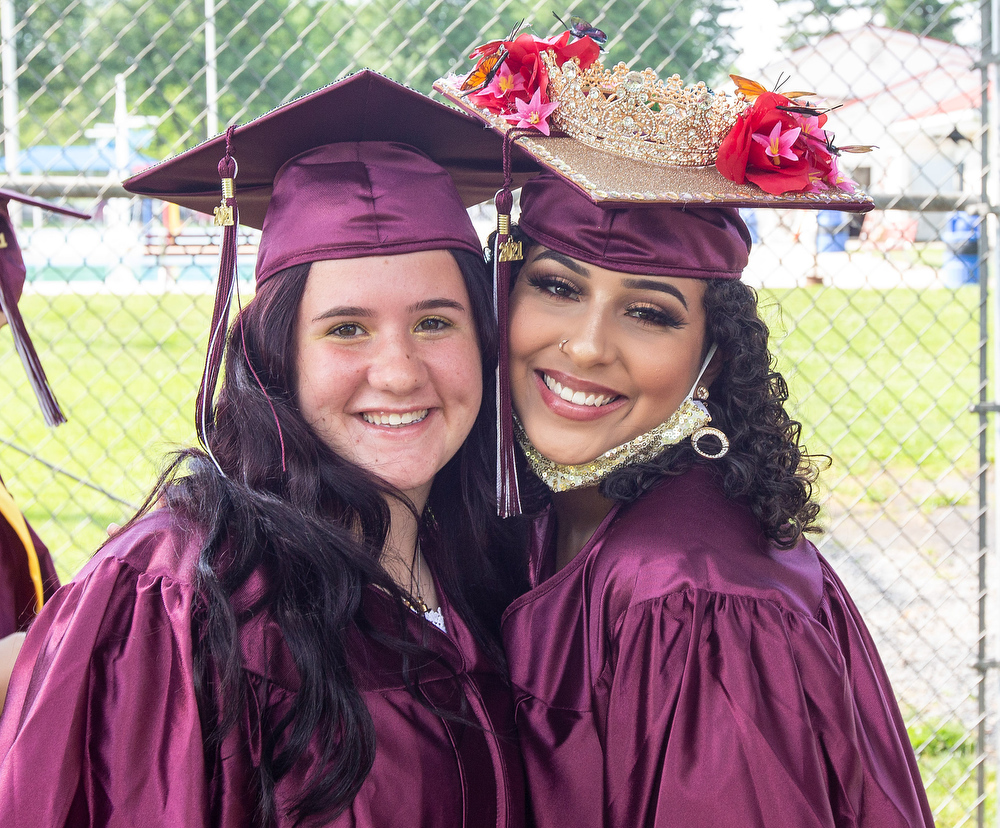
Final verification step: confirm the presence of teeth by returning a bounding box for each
[543,374,614,408]
[362,409,428,427]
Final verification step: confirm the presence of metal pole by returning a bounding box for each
[980,2,996,826]
[1,0,19,179]
[114,74,129,179]
[205,0,219,138]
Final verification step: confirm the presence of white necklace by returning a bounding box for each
[403,542,446,633]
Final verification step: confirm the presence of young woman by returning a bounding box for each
[0,75,526,828]
[497,173,933,828]
[437,29,934,827]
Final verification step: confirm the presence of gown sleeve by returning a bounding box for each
[597,582,934,828]
[0,519,219,828]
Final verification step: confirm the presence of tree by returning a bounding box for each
[777,0,967,47]
[9,0,738,164]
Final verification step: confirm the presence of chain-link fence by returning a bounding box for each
[0,1,994,824]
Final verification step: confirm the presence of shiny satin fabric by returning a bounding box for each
[0,508,525,828]
[255,142,483,285]
[517,171,752,280]
[503,465,934,828]
[0,504,59,637]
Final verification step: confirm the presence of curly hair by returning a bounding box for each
[499,227,827,549]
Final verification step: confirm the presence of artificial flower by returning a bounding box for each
[753,123,801,164]
[465,28,601,116]
[717,89,851,196]
[486,63,525,99]
[503,87,560,135]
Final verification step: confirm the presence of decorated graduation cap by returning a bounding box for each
[0,189,91,426]
[123,70,539,473]
[434,25,876,515]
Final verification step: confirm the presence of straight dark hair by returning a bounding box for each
[135,250,525,826]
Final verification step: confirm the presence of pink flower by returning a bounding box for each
[753,122,801,164]
[503,87,560,135]
[487,63,525,99]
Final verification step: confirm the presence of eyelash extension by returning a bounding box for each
[526,273,579,298]
[627,304,687,329]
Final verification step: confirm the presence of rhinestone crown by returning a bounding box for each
[542,51,750,167]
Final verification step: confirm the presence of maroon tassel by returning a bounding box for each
[493,130,524,517]
[0,280,65,427]
[196,125,239,471]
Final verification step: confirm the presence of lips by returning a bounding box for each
[542,373,616,407]
[361,409,429,427]
[531,370,627,423]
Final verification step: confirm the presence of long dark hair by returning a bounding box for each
[135,251,524,825]
[501,227,824,549]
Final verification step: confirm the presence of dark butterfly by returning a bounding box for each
[552,11,608,46]
[822,132,876,155]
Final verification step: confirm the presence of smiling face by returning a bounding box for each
[295,250,482,507]
[508,246,711,467]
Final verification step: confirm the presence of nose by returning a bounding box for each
[562,304,614,368]
[368,332,428,394]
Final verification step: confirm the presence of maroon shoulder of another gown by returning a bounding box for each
[0,507,526,828]
[0,495,59,637]
[502,464,934,828]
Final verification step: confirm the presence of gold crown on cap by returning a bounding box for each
[541,51,750,167]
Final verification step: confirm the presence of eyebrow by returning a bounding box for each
[312,297,467,323]
[621,278,689,309]
[532,249,591,277]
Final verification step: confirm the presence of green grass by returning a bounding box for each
[0,285,989,821]
[911,718,995,826]
[761,285,983,479]
[0,285,984,575]
[0,292,215,577]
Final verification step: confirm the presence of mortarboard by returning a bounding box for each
[123,70,540,471]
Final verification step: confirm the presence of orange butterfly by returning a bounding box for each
[730,74,812,101]
[461,19,525,95]
[461,47,510,95]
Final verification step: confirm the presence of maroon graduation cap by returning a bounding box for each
[123,70,539,478]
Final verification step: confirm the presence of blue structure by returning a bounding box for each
[941,211,980,286]
[816,210,850,253]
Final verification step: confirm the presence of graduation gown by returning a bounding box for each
[0,508,526,828]
[503,464,934,828]
[0,479,59,637]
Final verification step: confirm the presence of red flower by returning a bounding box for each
[465,29,601,116]
[717,91,840,196]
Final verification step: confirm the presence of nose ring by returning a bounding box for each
[558,339,569,353]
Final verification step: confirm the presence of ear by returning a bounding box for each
[700,347,725,389]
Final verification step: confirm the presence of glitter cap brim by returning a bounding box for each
[434,80,874,213]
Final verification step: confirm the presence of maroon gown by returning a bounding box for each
[0,508,526,827]
[503,464,934,828]
[0,481,59,637]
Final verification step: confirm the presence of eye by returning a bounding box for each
[415,316,453,333]
[626,304,686,329]
[526,274,580,300]
[328,322,367,338]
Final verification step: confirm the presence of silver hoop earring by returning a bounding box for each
[691,426,729,459]
[558,339,569,353]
